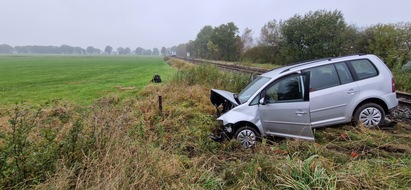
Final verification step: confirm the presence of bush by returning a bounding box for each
[170,61,249,93]
[0,100,85,188]
[392,67,411,92]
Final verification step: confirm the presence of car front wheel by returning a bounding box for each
[354,103,385,127]
[234,126,260,148]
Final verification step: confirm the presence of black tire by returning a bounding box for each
[234,126,260,148]
[353,103,385,127]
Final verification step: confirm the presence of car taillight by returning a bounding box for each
[392,78,396,92]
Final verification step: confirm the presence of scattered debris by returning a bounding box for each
[151,74,162,83]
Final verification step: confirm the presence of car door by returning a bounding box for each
[308,63,360,127]
[258,73,314,140]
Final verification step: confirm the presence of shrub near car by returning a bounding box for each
[210,54,398,147]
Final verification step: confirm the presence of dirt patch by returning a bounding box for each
[0,115,10,132]
[325,144,351,153]
[114,86,136,91]
[380,144,410,153]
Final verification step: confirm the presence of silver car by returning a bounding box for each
[210,54,398,147]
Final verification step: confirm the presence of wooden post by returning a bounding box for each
[158,95,162,115]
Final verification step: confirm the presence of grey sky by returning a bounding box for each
[1,0,410,50]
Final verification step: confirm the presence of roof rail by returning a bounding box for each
[280,57,331,73]
[279,54,369,74]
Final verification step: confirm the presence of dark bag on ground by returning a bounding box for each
[151,74,162,83]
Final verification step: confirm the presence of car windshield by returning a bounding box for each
[238,76,271,104]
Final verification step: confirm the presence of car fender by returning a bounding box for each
[217,104,264,135]
[348,89,392,118]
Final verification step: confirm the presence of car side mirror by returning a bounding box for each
[259,97,266,105]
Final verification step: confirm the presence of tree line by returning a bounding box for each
[0,44,167,56]
[172,10,411,68]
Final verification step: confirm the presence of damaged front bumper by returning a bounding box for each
[209,89,237,142]
[209,122,234,142]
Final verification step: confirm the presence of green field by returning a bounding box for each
[0,55,175,106]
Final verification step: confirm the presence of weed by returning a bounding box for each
[273,154,337,189]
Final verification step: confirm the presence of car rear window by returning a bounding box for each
[349,59,378,80]
[335,62,353,84]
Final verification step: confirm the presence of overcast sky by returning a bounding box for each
[1,0,411,50]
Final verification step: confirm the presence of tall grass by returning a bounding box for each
[171,62,249,93]
[273,155,337,189]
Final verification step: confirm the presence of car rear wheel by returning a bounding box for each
[234,126,260,148]
[354,103,385,127]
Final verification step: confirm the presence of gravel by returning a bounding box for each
[388,105,411,124]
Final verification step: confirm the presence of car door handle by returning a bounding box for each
[347,89,357,94]
[295,110,307,116]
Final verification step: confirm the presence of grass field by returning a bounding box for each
[0,55,175,106]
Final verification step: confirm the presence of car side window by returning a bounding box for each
[335,62,353,84]
[265,75,303,103]
[308,64,340,91]
[349,59,378,80]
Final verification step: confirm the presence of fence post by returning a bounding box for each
[158,95,163,116]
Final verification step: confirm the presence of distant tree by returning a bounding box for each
[175,43,188,57]
[242,45,275,63]
[186,40,195,57]
[170,46,177,54]
[0,44,13,54]
[359,22,411,68]
[210,22,242,61]
[398,22,411,65]
[59,45,74,54]
[281,10,348,62]
[104,46,113,54]
[161,47,167,56]
[117,47,125,55]
[124,47,131,55]
[241,27,254,52]
[12,45,59,54]
[73,47,86,54]
[194,25,214,59]
[86,46,95,54]
[143,49,152,55]
[206,41,219,60]
[14,46,29,54]
[152,48,160,55]
[241,20,284,64]
[135,47,144,55]
[259,19,282,47]
[86,46,101,54]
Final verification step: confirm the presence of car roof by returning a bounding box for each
[260,54,375,78]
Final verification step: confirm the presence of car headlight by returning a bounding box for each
[224,123,233,133]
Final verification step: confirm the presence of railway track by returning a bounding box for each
[397,91,411,107]
[172,56,411,108]
[174,57,268,74]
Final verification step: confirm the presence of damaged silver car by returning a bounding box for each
[210,54,398,147]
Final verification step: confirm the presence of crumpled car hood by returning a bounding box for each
[210,89,239,107]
